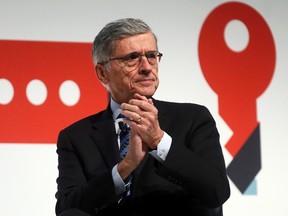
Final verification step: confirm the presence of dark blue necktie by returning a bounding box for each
[119,121,130,159]
[118,121,132,197]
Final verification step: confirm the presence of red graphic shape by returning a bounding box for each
[0,40,108,144]
[198,2,275,156]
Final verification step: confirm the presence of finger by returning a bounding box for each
[133,93,153,105]
[133,93,154,105]
[123,116,143,128]
[127,99,155,113]
[120,102,142,113]
[133,93,148,101]
[148,98,153,104]
[121,110,142,123]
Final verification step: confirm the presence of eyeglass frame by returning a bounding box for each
[98,51,163,70]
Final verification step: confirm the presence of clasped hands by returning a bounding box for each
[117,93,164,179]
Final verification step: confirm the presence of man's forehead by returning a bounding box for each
[113,32,157,55]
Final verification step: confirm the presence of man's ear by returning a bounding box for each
[95,64,108,84]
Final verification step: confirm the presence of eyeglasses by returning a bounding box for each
[100,51,163,71]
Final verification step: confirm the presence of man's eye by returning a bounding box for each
[125,53,140,60]
[146,52,157,59]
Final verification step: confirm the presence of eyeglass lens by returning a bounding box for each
[123,51,162,67]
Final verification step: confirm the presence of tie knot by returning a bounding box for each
[117,113,125,119]
[119,122,130,135]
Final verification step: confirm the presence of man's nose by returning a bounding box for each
[138,55,152,70]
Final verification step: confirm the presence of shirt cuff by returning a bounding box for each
[112,164,126,195]
[149,132,172,162]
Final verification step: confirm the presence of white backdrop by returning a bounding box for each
[1,0,287,215]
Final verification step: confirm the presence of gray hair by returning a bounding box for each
[92,18,158,66]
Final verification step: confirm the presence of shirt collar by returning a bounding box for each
[110,98,122,121]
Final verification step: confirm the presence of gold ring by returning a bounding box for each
[137,116,142,123]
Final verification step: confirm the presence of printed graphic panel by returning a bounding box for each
[0,40,108,143]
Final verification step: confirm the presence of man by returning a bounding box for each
[55,18,230,216]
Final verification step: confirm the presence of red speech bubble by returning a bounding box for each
[0,40,108,144]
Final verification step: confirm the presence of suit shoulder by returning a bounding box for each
[60,110,106,132]
[153,99,215,123]
[154,99,209,112]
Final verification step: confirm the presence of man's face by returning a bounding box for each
[101,32,160,104]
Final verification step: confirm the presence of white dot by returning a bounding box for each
[26,79,47,105]
[0,78,14,105]
[59,80,80,106]
[224,19,249,52]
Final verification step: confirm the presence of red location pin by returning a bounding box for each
[198,2,276,193]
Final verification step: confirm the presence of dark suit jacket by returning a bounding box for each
[55,98,230,216]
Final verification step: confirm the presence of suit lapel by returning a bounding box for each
[90,108,121,168]
[153,98,168,128]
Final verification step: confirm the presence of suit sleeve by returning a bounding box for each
[55,129,120,215]
[158,105,230,208]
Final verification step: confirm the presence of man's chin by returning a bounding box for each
[135,89,155,98]
[139,84,157,91]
